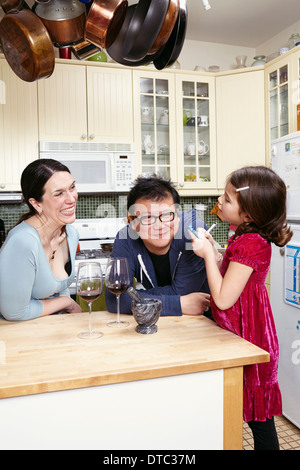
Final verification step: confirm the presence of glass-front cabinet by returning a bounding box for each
[175,74,216,192]
[133,70,177,182]
[268,62,289,141]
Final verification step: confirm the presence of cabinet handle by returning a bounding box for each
[81,133,87,140]
[89,133,95,140]
[179,182,184,187]
[0,183,5,189]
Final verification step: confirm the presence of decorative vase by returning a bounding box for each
[235,55,247,69]
[288,33,300,49]
[251,55,266,67]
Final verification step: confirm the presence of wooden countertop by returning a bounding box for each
[0,312,269,399]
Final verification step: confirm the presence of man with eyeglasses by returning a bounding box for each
[105,175,211,317]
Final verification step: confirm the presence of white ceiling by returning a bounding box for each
[186,0,300,47]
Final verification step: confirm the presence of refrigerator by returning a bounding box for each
[270,131,300,428]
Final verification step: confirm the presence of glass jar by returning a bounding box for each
[288,33,300,49]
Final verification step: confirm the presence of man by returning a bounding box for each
[105,175,211,317]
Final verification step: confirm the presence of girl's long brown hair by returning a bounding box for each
[228,166,292,247]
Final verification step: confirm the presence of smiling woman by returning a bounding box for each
[0,159,82,321]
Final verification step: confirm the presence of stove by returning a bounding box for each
[69,217,127,295]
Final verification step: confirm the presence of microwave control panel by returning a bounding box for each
[114,153,135,191]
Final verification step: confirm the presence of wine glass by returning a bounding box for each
[76,261,103,339]
[105,257,130,328]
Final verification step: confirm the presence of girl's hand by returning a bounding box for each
[189,228,212,259]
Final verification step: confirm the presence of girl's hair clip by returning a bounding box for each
[235,186,249,192]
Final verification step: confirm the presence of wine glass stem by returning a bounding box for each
[116,295,120,324]
[88,302,92,333]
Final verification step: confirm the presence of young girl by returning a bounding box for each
[190,166,292,450]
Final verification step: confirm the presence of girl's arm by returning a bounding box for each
[190,231,253,310]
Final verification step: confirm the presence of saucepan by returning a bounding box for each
[122,0,170,62]
[34,0,86,47]
[149,0,179,54]
[153,0,187,70]
[85,0,128,50]
[0,0,30,12]
[0,9,55,82]
[107,4,161,66]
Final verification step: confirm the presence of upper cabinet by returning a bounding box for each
[0,58,38,191]
[216,69,265,188]
[133,70,177,182]
[265,45,300,163]
[175,74,217,194]
[38,62,134,143]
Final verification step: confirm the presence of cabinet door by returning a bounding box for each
[176,74,217,193]
[265,56,292,143]
[38,63,88,142]
[0,59,38,191]
[133,70,177,181]
[216,70,265,189]
[291,48,300,132]
[87,66,133,143]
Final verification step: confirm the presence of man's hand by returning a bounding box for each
[180,292,210,315]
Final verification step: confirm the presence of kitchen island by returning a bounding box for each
[0,311,269,450]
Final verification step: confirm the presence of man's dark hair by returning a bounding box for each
[127,174,180,213]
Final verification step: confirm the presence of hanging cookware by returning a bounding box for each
[85,0,128,50]
[153,0,187,70]
[149,0,179,54]
[122,0,170,62]
[107,4,160,66]
[0,0,30,12]
[34,0,86,47]
[0,9,55,82]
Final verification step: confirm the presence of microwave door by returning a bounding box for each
[59,155,113,193]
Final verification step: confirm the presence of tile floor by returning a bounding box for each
[243,415,300,450]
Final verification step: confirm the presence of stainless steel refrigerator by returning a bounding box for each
[271,131,300,428]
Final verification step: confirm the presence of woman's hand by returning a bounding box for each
[63,297,82,314]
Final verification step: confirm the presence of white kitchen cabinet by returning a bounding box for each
[175,73,217,194]
[133,69,177,182]
[264,45,300,165]
[0,58,38,191]
[38,61,133,143]
[216,69,265,189]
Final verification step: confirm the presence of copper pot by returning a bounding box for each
[0,9,55,82]
[85,0,128,50]
[35,0,86,47]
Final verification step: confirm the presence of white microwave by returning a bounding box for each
[39,141,135,193]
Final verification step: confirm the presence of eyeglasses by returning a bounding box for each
[133,211,175,226]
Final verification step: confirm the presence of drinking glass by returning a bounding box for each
[105,257,130,328]
[76,261,103,339]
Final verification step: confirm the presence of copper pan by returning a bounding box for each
[149,0,179,54]
[0,9,55,82]
[85,0,128,50]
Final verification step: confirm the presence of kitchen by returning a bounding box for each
[1,0,300,451]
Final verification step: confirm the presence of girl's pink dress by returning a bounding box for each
[211,233,282,422]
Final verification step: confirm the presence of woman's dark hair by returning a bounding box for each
[127,174,180,215]
[228,165,292,247]
[17,159,71,224]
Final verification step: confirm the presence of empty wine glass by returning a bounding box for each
[105,257,130,328]
[76,261,103,339]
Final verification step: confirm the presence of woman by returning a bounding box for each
[0,159,82,321]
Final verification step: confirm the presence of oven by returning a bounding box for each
[69,217,127,295]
